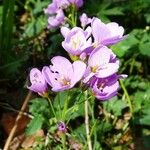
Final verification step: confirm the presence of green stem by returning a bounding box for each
[62,133,67,150]
[120,80,133,113]
[84,90,92,150]
[47,97,57,119]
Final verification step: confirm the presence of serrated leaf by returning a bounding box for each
[26,115,44,135]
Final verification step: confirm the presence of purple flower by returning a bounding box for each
[80,13,92,28]
[57,0,70,9]
[61,27,92,56]
[42,56,86,92]
[58,121,67,132]
[44,0,58,14]
[47,9,65,29]
[68,0,83,8]
[27,68,47,96]
[91,17,127,47]
[90,74,127,100]
[90,74,119,100]
[44,0,70,14]
[83,46,119,83]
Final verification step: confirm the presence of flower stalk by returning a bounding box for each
[84,90,92,150]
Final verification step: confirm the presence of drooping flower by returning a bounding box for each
[83,46,119,83]
[90,74,120,100]
[61,27,92,57]
[42,56,86,92]
[91,17,127,47]
[58,121,67,132]
[27,68,47,96]
[80,13,92,28]
[47,9,65,29]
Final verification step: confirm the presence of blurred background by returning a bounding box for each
[0,0,150,149]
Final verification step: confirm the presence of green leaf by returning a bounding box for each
[139,115,150,126]
[111,34,139,57]
[139,42,150,57]
[29,98,50,117]
[26,115,44,135]
[103,97,127,116]
[102,7,124,16]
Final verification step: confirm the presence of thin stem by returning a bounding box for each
[84,90,92,150]
[62,133,67,150]
[47,97,57,119]
[120,80,133,113]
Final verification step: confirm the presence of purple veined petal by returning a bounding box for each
[56,0,70,9]
[102,35,128,46]
[84,26,92,39]
[48,16,59,28]
[47,9,65,29]
[42,66,61,88]
[52,84,71,92]
[80,13,92,28]
[42,66,53,86]
[80,52,87,60]
[93,81,119,100]
[106,22,124,38]
[83,67,96,83]
[62,27,92,55]
[83,72,95,83]
[96,63,119,78]
[68,0,83,8]
[91,18,111,43]
[50,56,73,77]
[88,46,111,67]
[71,60,86,86]
[62,42,82,55]
[91,17,126,46]
[56,9,65,22]
[44,2,58,14]
[61,27,70,38]
[27,68,47,95]
[29,68,45,84]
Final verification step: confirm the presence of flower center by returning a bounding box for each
[91,66,99,73]
[71,36,81,49]
[60,77,71,86]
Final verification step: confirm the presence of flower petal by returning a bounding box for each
[96,63,119,78]
[71,60,86,86]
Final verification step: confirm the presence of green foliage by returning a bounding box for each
[26,98,51,135]
[26,115,44,135]
[29,98,50,116]
[103,97,127,117]
[1,0,150,149]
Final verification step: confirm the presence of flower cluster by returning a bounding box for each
[44,0,83,29]
[27,1,127,101]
